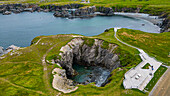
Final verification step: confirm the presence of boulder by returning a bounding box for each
[24,8,33,12]
[2,11,11,15]
[7,45,20,50]
[160,18,170,32]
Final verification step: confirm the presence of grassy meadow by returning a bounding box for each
[145,66,167,91]
[117,28,170,65]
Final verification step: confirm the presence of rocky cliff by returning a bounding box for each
[56,38,120,77]
[52,68,78,93]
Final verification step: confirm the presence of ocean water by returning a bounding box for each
[0,12,160,48]
[71,64,110,87]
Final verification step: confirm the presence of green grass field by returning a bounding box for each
[145,66,167,91]
[117,28,170,66]
[142,63,150,69]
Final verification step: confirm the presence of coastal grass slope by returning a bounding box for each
[117,28,170,65]
[0,35,74,95]
[0,28,144,96]
[0,28,168,95]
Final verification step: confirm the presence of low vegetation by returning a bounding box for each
[142,63,150,69]
[145,66,167,91]
[0,35,73,96]
[117,28,170,66]
[82,38,95,47]
[101,41,110,49]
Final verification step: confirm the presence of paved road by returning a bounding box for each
[149,68,170,96]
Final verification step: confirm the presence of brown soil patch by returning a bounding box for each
[121,32,133,37]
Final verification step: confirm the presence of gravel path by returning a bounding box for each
[41,43,59,95]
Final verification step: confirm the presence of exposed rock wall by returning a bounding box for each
[56,38,120,77]
[53,6,97,18]
[160,17,170,32]
[52,68,78,93]
[0,45,20,56]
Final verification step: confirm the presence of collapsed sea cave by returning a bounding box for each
[68,57,112,87]
[56,38,121,87]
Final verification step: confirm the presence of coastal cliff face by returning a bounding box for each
[51,38,120,92]
[56,38,120,77]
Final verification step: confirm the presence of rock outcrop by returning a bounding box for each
[52,68,78,93]
[0,45,21,56]
[56,38,120,77]
[160,18,170,32]
[53,6,114,18]
[52,38,120,92]
[0,47,4,54]
[97,7,114,16]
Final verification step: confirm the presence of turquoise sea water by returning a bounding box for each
[71,64,110,87]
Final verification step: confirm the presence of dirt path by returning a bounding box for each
[149,68,170,96]
[42,43,59,96]
[0,78,45,95]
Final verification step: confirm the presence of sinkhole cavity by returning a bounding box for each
[68,61,111,87]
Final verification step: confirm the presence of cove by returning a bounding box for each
[70,64,110,87]
[0,12,160,48]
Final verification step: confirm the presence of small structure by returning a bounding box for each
[123,49,162,91]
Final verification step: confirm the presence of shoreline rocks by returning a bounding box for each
[0,45,20,56]
[0,3,169,32]
[2,11,11,15]
[160,17,170,32]
[0,47,4,54]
